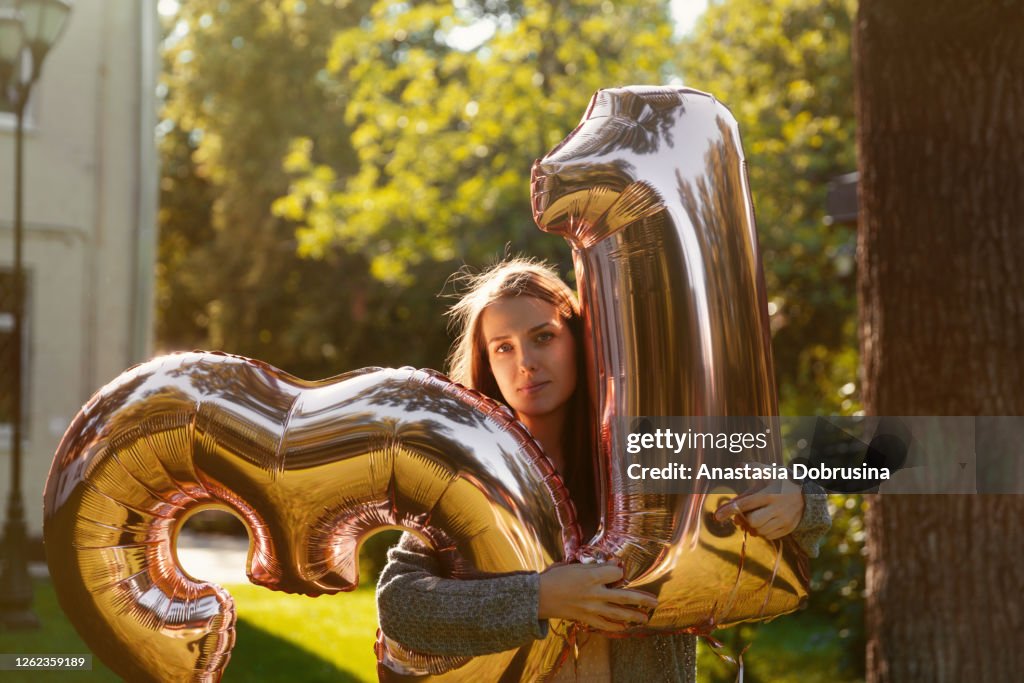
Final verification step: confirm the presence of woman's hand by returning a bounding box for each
[714,480,805,540]
[537,563,657,631]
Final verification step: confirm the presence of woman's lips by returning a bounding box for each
[519,381,550,395]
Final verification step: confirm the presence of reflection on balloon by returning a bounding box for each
[44,354,578,682]
[531,85,808,631]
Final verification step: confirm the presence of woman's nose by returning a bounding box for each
[517,350,538,373]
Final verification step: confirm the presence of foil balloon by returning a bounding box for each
[43,352,580,682]
[531,86,809,631]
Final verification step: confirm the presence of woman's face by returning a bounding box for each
[480,296,577,421]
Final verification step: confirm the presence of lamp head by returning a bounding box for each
[17,0,71,77]
[0,8,26,68]
[0,8,26,105]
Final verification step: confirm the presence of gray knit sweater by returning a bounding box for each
[377,489,831,682]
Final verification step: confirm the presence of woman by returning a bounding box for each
[377,259,831,681]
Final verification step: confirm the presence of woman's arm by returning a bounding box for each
[377,534,657,657]
[376,532,547,657]
[788,482,832,557]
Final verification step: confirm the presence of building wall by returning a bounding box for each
[0,0,158,537]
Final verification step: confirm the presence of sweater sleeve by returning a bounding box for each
[376,532,549,656]
[789,482,832,557]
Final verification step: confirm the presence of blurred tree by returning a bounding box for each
[680,0,859,416]
[856,1,1024,681]
[275,0,677,285]
[160,0,677,376]
[157,0,454,378]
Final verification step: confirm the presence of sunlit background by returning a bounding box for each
[2,1,864,681]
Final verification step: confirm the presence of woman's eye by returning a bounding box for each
[536,332,554,343]
[495,343,512,354]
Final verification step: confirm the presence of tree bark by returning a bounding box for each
[855,1,1024,681]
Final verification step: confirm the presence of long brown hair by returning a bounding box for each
[446,258,598,537]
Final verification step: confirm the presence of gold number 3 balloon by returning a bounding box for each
[44,86,808,682]
[44,357,580,681]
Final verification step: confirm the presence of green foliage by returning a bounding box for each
[680,0,859,416]
[159,0,859,410]
[697,615,862,683]
[157,0,444,377]
[277,0,677,284]
[159,0,677,375]
[809,495,868,678]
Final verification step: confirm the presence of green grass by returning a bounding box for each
[3,579,860,682]
[0,579,380,682]
[0,579,119,683]
[697,609,865,683]
[223,582,379,682]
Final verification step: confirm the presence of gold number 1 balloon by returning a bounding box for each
[532,85,808,630]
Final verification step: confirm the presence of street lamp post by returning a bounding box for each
[0,0,71,629]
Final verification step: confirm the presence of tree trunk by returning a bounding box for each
[855,1,1024,681]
